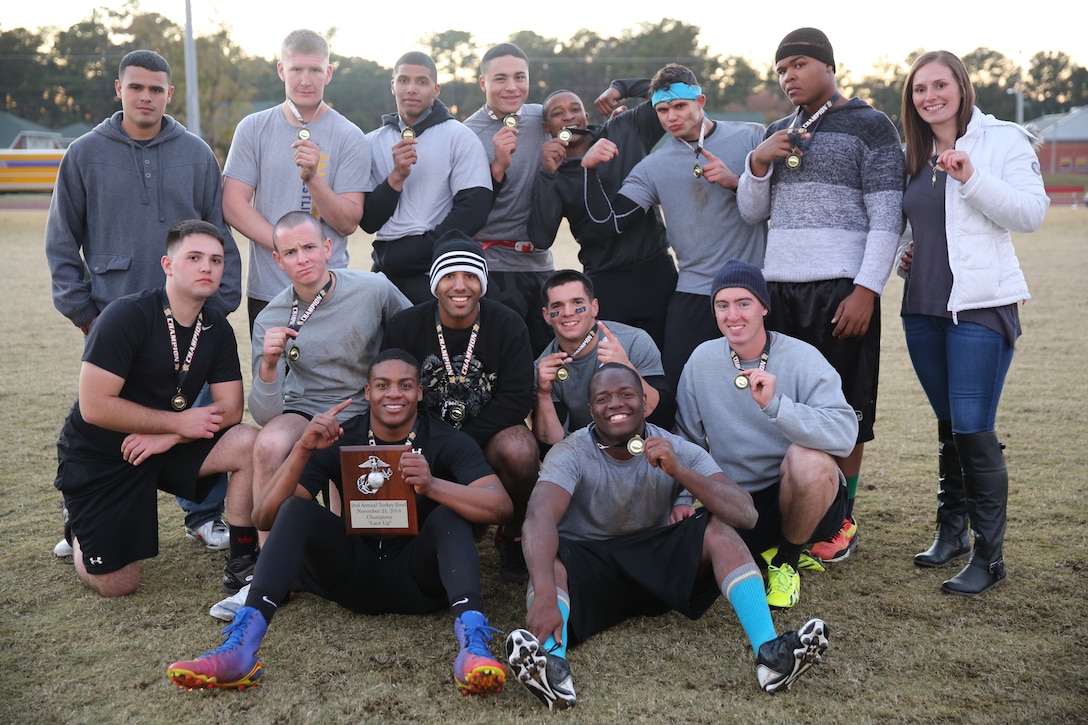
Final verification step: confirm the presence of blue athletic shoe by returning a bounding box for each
[168,606,266,690]
[453,610,505,695]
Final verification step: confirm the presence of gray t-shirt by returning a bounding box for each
[224,105,372,301]
[620,121,767,294]
[540,422,722,541]
[464,104,554,273]
[535,320,665,433]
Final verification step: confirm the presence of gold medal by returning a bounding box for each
[786,153,801,169]
[297,127,311,141]
[555,365,570,382]
[558,128,573,142]
[693,164,703,179]
[626,435,645,456]
[171,393,188,411]
[734,374,749,389]
[401,127,416,139]
[446,402,466,424]
[503,114,518,128]
[287,345,301,362]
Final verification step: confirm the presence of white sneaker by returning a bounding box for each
[209,584,250,621]
[185,519,230,551]
[53,538,73,557]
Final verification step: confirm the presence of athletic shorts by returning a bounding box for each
[557,509,720,647]
[58,429,227,575]
[736,477,850,557]
[766,279,879,442]
[485,270,553,356]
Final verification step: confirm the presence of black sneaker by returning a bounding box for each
[755,618,829,693]
[494,532,529,583]
[221,551,257,594]
[505,629,576,710]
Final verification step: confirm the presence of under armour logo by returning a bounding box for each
[89,556,103,565]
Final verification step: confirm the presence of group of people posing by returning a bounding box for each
[45,22,1049,711]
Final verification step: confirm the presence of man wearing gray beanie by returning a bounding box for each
[676,259,859,610]
[382,230,540,583]
[736,27,904,570]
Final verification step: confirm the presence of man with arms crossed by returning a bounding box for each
[54,220,257,598]
[506,363,829,711]
[362,51,493,303]
[169,350,512,694]
[223,28,370,332]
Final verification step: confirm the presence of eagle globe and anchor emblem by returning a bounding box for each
[357,455,394,494]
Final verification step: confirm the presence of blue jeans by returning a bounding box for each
[902,315,1014,435]
[176,384,227,529]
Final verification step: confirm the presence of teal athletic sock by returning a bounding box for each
[527,586,571,659]
[723,563,777,656]
[845,474,859,519]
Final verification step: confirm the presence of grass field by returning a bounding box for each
[1,201,1086,724]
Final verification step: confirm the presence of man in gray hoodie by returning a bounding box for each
[46,49,241,556]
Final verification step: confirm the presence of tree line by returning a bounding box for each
[3,9,1086,160]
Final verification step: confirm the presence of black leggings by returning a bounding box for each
[249,497,483,622]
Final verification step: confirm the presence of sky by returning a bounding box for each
[4,1,1085,73]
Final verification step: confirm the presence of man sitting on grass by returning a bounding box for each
[505,363,829,710]
[168,349,512,695]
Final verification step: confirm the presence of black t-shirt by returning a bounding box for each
[300,411,494,530]
[58,286,241,458]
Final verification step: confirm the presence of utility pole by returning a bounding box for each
[184,0,202,138]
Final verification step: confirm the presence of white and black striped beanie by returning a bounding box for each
[429,230,489,297]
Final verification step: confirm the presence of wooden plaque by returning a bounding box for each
[339,445,418,535]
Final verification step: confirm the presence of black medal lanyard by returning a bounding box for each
[285,273,334,364]
[729,331,772,390]
[785,93,840,169]
[164,304,203,411]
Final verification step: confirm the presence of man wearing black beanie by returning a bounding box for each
[736,28,904,581]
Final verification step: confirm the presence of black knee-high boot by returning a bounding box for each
[915,420,971,567]
[942,431,1008,595]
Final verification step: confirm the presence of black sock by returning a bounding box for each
[245,586,279,625]
[449,592,485,619]
[773,541,803,569]
[229,525,258,558]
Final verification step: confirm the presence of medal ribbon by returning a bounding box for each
[435,310,481,384]
[677,115,708,172]
[569,325,598,358]
[729,331,772,377]
[368,424,418,448]
[288,273,335,330]
[163,304,203,406]
[787,93,840,150]
[286,98,325,135]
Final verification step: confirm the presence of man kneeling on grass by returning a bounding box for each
[505,363,829,710]
[168,349,513,694]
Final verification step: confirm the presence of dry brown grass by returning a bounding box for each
[1,201,1086,724]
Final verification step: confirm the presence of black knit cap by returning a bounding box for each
[776,27,835,71]
[429,230,488,297]
[711,259,770,311]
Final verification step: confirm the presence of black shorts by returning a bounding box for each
[557,509,720,647]
[766,279,879,443]
[485,270,553,356]
[662,291,720,390]
[736,478,850,556]
[59,430,227,575]
[589,253,677,351]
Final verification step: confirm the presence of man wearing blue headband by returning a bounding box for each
[580,64,767,390]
